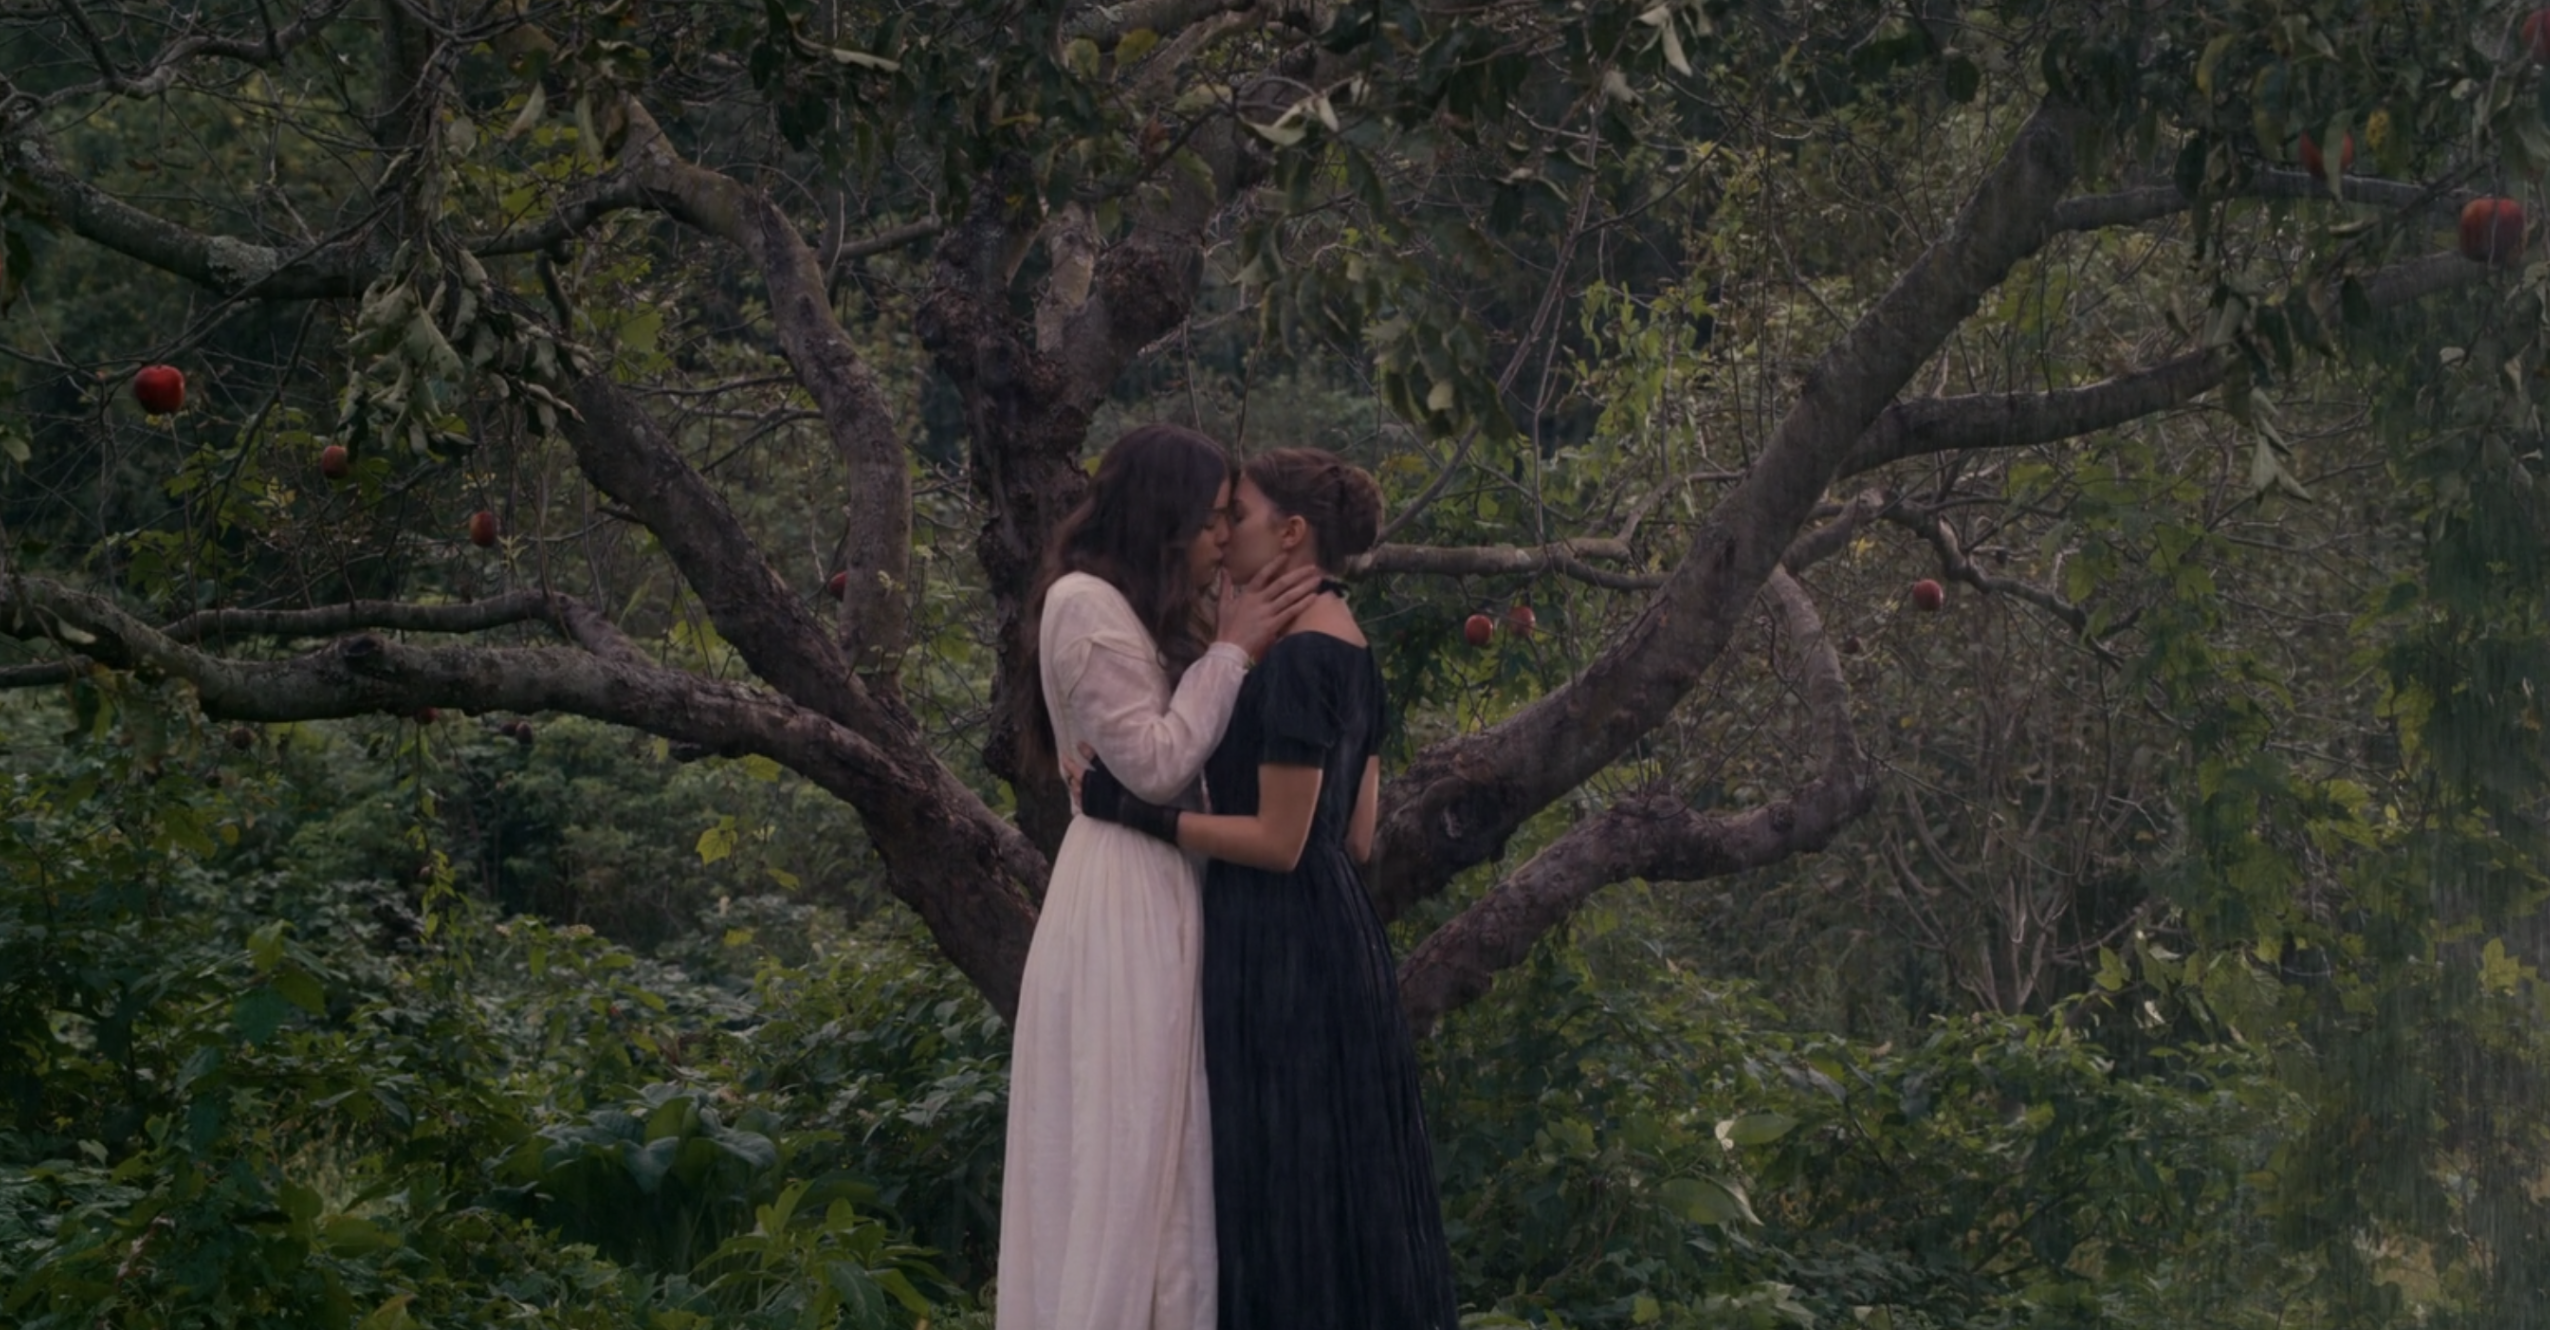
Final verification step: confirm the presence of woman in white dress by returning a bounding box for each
[996,424,1320,1330]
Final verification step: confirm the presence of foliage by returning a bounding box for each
[1428,912,2312,1329]
[13,0,2550,1324]
[0,695,965,1327]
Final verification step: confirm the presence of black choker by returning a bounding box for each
[1318,577,1351,597]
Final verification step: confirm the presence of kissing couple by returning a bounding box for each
[996,424,1460,1330]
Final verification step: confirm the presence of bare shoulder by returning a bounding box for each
[1285,598,1367,648]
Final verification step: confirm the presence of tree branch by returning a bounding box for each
[1836,252,2490,479]
[469,175,940,265]
[611,101,913,676]
[6,132,373,299]
[1368,97,2094,922]
[561,373,889,733]
[1882,505,2093,635]
[0,572,1045,1019]
[1064,0,1257,45]
[2050,167,2470,233]
[0,659,81,688]
[833,216,946,263]
[42,0,361,102]
[148,590,651,662]
[1779,488,1893,574]
[159,591,565,643]
[1396,568,1872,1029]
[470,176,652,257]
[1352,537,1661,590]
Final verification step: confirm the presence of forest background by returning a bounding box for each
[4,1,2550,1326]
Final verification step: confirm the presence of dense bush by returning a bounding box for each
[0,695,967,1328]
[4,686,2352,1329]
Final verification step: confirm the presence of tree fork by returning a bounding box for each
[1367,98,2094,922]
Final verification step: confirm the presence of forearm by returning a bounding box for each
[1174,810,1311,873]
[1071,642,1251,802]
[1082,761,1321,870]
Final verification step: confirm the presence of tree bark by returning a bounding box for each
[612,103,914,679]
[918,113,1254,853]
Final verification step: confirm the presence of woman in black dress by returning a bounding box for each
[1077,449,1460,1330]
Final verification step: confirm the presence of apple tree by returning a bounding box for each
[5,0,2550,1225]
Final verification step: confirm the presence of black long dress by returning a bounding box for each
[1199,631,1460,1330]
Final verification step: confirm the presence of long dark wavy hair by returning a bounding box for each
[1017,423,1235,770]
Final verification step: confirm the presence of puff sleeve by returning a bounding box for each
[1256,637,1342,767]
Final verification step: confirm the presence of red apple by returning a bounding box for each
[826,571,849,599]
[133,364,185,414]
[1505,604,1536,637]
[1910,578,1945,612]
[469,509,499,547]
[318,444,350,480]
[2461,197,2528,266]
[414,706,440,724]
[1463,612,1494,646]
[2524,8,2550,63]
[2298,132,2353,180]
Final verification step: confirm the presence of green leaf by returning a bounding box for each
[627,1136,680,1194]
[1942,54,1980,103]
[2096,946,2130,992]
[2195,32,2236,96]
[356,1295,417,1330]
[2340,276,2373,327]
[323,1215,397,1255]
[2482,937,2527,994]
[826,1261,895,1326]
[1660,1175,1759,1225]
[234,986,291,1043]
[1062,36,1101,79]
[1717,1111,1798,1146]
[247,920,289,971]
[697,816,738,865]
[274,967,327,1015]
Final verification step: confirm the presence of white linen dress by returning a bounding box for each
[995,571,1250,1330]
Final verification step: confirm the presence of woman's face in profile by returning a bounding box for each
[1187,478,1234,587]
[1221,476,1290,583]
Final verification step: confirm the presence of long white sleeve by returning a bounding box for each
[1042,575,1249,806]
